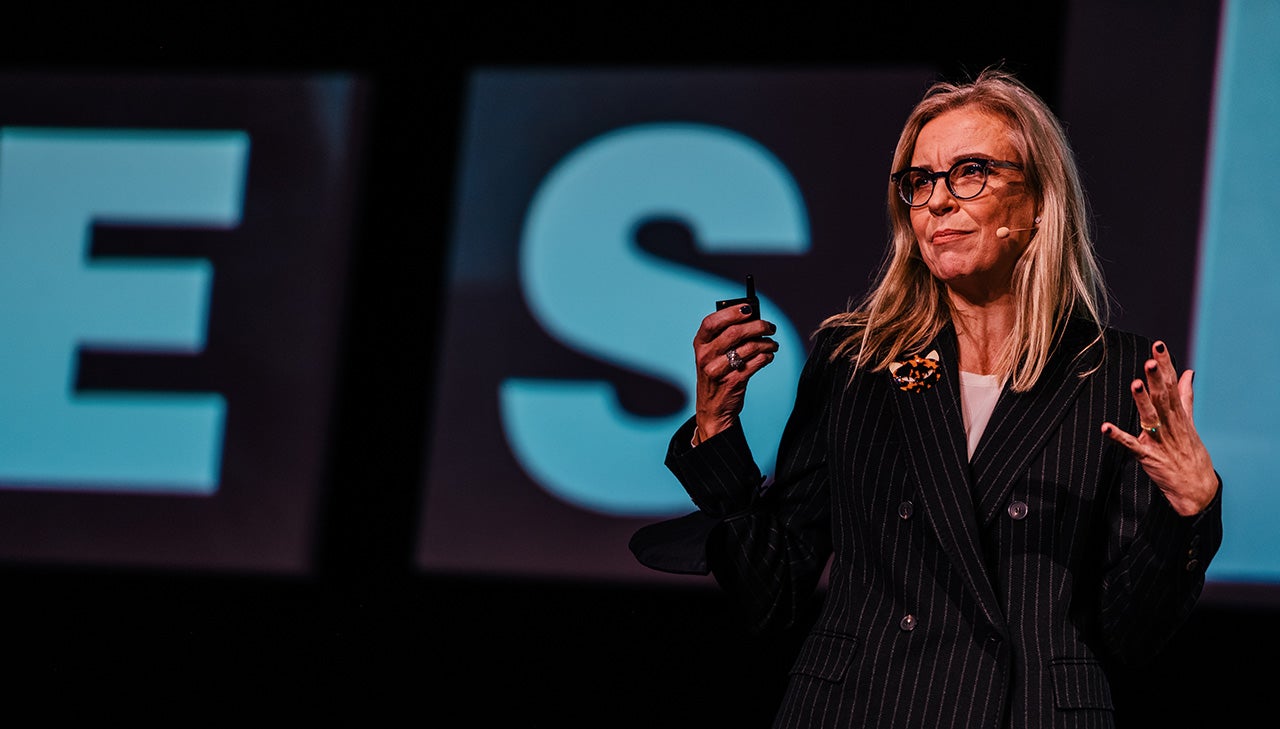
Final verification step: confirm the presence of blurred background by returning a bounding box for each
[0,0,1274,725]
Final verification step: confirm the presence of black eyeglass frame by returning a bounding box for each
[890,157,1024,207]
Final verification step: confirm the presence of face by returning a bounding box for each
[906,107,1038,300]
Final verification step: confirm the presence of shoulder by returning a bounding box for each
[1099,325,1155,356]
[1099,325,1152,349]
[1057,316,1150,352]
[1048,319,1152,381]
[1092,324,1156,375]
[807,322,866,373]
[809,322,856,356]
[800,323,860,389]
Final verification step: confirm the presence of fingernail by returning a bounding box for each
[1135,382,1144,391]
[768,322,777,334]
[1190,370,1195,384]
[1155,342,1166,354]
[739,304,753,316]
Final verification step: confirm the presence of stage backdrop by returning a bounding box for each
[418,0,1279,599]
[0,73,366,574]
[416,68,933,582]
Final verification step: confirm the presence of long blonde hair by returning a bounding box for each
[821,68,1108,391]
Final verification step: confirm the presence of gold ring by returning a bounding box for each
[1141,421,1161,436]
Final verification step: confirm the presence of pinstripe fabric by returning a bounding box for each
[662,319,1222,729]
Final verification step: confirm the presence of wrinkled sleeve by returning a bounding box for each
[1096,334,1225,662]
[630,331,841,632]
[1098,458,1222,662]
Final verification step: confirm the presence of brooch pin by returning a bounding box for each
[889,350,941,392]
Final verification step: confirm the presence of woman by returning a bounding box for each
[634,69,1222,728]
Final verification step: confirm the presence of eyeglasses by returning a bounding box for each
[890,158,1023,207]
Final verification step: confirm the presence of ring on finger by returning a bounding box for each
[725,349,745,371]
[1140,420,1161,436]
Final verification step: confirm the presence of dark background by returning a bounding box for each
[0,1,1268,725]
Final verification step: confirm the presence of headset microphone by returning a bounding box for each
[995,216,1042,239]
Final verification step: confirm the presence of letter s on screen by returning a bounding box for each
[501,122,809,517]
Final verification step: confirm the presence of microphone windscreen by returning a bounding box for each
[996,226,1010,238]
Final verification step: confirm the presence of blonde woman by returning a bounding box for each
[635,68,1221,729]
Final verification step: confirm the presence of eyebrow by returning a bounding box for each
[907,154,996,170]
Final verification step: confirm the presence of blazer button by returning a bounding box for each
[1186,559,1200,572]
[1007,501,1029,520]
[900,614,917,631]
[898,501,914,519]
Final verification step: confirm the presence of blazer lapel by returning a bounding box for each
[890,325,1005,630]
[969,318,1104,525]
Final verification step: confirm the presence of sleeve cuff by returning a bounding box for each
[664,416,763,517]
[1140,472,1224,576]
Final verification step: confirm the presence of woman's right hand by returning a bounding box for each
[693,303,779,444]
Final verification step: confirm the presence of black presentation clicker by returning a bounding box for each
[715,274,760,321]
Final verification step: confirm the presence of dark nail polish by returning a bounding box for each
[1135,382,1144,391]
[1155,342,1166,354]
[739,304,752,316]
[768,322,777,334]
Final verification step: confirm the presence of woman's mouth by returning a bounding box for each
[930,228,970,244]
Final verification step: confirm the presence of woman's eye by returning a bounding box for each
[954,161,985,178]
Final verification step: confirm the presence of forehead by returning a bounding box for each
[911,107,1018,166]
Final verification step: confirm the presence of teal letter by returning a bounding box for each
[502,123,809,516]
[1190,0,1280,582]
[0,128,249,494]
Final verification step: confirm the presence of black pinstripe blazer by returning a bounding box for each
[646,319,1222,729]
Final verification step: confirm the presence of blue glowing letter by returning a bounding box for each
[502,123,809,516]
[0,128,249,494]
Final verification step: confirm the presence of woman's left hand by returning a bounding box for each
[1101,340,1219,516]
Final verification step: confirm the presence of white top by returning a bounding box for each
[960,371,1003,460]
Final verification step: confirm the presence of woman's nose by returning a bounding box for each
[926,182,957,215]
